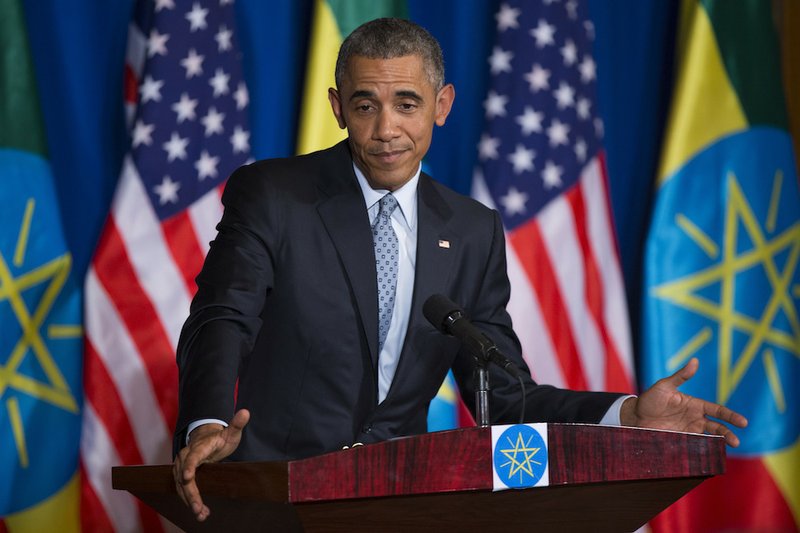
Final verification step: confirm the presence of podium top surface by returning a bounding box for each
[112,424,725,532]
[113,423,725,503]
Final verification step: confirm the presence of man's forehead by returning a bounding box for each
[340,54,434,90]
[348,53,423,64]
[344,54,424,73]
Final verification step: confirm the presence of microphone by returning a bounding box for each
[422,294,526,380]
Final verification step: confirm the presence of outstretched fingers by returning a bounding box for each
[705,400,748,429]
[694,399,747,447]
[703,417,741,447]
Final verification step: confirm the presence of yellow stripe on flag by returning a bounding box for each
[296,0,348,155]
[657,1,748,185]
[4,472,80,533]
[764,438,800,525]
[435,375,456,403]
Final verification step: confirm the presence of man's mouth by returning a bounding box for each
[370,149,407,164]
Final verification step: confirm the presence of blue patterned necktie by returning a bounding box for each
[372,193,399,352]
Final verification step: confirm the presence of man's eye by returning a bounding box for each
[399,103,417,111]
[357,104,373,112]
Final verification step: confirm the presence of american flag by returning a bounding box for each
[80,0,250,530]
[472,0,634,394]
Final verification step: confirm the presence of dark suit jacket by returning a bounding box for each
[174,140,620,460]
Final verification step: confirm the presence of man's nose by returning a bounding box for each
[373,109,399,141]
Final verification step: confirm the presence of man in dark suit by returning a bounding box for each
[173,18,746,523]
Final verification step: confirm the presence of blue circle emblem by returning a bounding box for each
[493,425,547,488]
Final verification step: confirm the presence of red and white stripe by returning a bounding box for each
[473,154,634,394]
[80,161,224,532]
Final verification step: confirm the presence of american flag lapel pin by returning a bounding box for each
[438,239,450,249]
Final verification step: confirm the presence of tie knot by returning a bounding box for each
[378,193,398,218]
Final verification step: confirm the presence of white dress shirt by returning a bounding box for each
[353,163,419,403]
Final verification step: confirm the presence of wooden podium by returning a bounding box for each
[113,424,725,532]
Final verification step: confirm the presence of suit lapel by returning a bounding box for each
[411,175,458,318]
[315,142,380,368]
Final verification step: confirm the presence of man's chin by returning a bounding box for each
[364,168,416,191]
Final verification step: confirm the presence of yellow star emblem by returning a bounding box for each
[498,431,542,483]
[652,171,800,410]
[1,198,81,467]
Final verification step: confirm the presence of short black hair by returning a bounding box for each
[335,18,445,91]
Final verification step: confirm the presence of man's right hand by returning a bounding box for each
[173,409,250,522]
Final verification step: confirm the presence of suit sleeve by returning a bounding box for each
[450,210,621,424]
[173,164,279,452]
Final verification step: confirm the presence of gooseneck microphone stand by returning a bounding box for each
[476,360,491,427]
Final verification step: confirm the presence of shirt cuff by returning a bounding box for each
[186,418,228,445]
[598,395,637,426]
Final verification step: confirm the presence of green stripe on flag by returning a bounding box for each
[701,0,788,129]
[0,0,47,155]
[328,0,408,38]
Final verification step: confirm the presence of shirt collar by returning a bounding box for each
[353,162,419,230]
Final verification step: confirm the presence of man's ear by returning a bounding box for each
[328,88,347,129]
[434,84,455,127]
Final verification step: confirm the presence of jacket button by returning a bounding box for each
[362,424,372,433]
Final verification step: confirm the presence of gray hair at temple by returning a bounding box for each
[335,18,445,92]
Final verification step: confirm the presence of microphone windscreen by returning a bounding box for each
[423,294,462,333]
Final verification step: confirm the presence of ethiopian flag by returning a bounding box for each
[0,1,82,531]
[296,0,407,155]
[643,0,799,530]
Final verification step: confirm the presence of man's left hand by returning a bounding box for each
[620,357,748,447]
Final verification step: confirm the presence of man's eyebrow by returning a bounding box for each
[348,89,424,101]
[349,90,375,101]
[396,90,423,101]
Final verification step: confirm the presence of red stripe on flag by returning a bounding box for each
[162,211,204,296]
[123,63,138,106]
[603,337,633,391]
[457,396,477,428]
[509,221,588,390]
[83,339,144,466]
[594,156,634,392]
[596,152,625,269]
[92,220,178,427]
[79,462,116,533]
[651,456,797,531]
[566,184,631,392]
